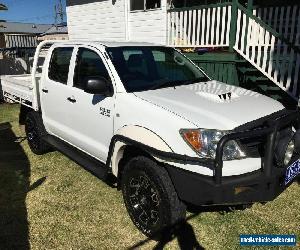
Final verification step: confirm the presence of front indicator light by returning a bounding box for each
[181,130,202,152]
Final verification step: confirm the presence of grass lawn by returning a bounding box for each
[0,103,299,249]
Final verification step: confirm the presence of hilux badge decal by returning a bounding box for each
[100,107,111,117]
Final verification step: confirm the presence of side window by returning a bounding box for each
[130,0,161,11]
[48,47,73,84]
[73,48,111,90]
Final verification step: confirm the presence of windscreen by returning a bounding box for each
[106,46,209,92]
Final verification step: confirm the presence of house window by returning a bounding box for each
[130,0,161,11]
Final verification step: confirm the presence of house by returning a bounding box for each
[38,23,68,41]
[66,0,299,105]
[0,21,51,51]
[0,22,51,75]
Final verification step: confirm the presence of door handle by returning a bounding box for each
[67,97,76,103]
[42,88,48,93]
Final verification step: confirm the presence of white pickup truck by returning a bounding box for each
[1,40,300,237]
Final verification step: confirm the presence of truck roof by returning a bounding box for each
[49,40,163,48]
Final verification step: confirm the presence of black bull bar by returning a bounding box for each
[214,109,300,185]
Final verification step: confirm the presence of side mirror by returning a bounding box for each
[83,77,113,96]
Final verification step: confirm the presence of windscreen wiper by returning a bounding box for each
[180,77,209,85]
[149,77,209,90]
[149,79,178,90]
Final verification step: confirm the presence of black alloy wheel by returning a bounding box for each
[122,156,186,238]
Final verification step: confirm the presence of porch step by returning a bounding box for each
[256,83,284,101]
[257,84,281,92]
[256,85,283,101]
[235,56,295,106]
[269,94,283,101]
[247,76,269,82]
[238,67,257,74]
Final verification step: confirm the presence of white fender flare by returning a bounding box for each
[110,126,173,177]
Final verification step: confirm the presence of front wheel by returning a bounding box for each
[121,156,186,238]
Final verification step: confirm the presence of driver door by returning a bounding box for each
[65,46,115,162]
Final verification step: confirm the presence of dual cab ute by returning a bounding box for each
[1,40,300,237]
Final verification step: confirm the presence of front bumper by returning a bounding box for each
[165,157,298,206]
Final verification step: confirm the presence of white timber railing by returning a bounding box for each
[167,3,232,47]
[234,4,300,100]
[253,5,300,47]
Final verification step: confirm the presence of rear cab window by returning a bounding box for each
[48,47,73,84]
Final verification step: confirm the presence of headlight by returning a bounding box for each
[284,140,295,165]
[180,129,246,160]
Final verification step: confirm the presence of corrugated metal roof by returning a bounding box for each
[0,22,52,34]
[41,25,68,35]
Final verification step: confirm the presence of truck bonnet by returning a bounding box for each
[133,81,284,130]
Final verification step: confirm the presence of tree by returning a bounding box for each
[0,3,7,10]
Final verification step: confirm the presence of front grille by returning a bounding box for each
[239,136,266,158]
[239,127,293,158]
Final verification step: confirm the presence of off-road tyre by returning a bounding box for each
[121,156,186,238]
[25,111,51,155]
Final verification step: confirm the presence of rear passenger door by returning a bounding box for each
[41,46,75,141]
[66,46,115,162]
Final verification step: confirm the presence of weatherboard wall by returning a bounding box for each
[128,6,168,45]
[66,0,168,44]
[66,0,126,41]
